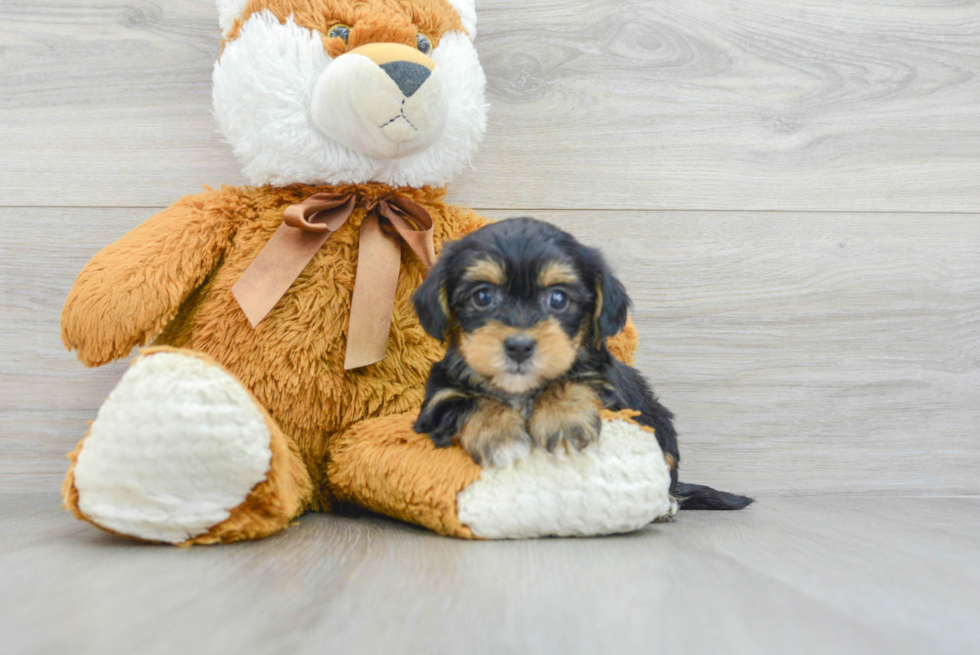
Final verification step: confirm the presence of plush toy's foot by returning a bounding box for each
[62,347,312,545]
[457,411,674,538]
[328,409,673,539]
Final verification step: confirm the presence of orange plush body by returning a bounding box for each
[62,184,481,539]
[61,183,640,543]
[59,0,669,545]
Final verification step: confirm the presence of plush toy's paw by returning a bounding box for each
[528,381,602,453]
[63,348,310,545]
[458,398,531,468]
[457,411,673,539]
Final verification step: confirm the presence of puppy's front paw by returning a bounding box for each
[529,382,602,453]
[458,398,531,468]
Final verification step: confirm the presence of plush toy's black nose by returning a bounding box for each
[380,61,431,97]
[504,335,536,364]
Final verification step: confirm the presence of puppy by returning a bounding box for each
[412,217,752,510]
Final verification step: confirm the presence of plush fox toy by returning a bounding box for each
[59,0,676,544]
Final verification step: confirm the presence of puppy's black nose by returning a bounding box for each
[504,335,536,364]
[380,61,431,97]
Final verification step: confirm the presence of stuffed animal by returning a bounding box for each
[59,0,675,545]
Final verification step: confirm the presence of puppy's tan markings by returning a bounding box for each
[656,496,681,522]
[538,260,579,288]
[462,257,506,285]
[529,381,602,453]
[459,320,515,378]
[528,319,581,382]
[438,284,450,321]
[423,388,466,411]
[591,282,604,344]
[457,398,531,467]
[460,319,583,394]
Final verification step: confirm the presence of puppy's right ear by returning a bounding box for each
[413,259,451,340]
[596,268,631,338]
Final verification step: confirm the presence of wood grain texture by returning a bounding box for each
[2,207,978,495]
[2,4,978,645]
[1,494,978,655]
[0,0,979,210]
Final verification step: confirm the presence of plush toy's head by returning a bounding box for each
[214,0,486,188]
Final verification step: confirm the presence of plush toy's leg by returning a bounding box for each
[327,413,483,538]
[62,347,312,545]
[327,410,674,539]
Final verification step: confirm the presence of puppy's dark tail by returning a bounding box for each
[674,482,754,510]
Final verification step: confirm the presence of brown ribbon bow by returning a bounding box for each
[231,192,436,370]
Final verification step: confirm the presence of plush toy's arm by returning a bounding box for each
[442,204,491,243]
[607,318,639,366]
[62,191,237,367]
[444,204,640,364]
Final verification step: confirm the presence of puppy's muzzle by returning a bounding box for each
[503,335,536,364]
[310,42,449,160]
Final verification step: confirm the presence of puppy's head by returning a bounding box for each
[414,218,630,394]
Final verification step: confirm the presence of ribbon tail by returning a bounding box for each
[344,215,403,370]
[232,224,332,327]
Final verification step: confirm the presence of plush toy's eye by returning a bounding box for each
[547,289,570,312]
[328,24,351,43]
[472,287,496,309]
[416,34,432,55]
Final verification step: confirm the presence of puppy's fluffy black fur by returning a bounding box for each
[412,217,752,511]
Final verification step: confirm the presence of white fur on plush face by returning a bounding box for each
[216,0,249,35]
[310,47,449,159]
[212,12,487,188]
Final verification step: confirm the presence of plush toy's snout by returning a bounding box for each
[311,42,448,159]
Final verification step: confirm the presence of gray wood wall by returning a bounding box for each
[2,0,978,497]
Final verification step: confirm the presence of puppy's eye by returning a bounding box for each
[472,287,496,309]
[547,289,570,312]
[328,24,351,43]
[416,34,432,55]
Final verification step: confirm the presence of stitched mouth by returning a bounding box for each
[379,99,418,131]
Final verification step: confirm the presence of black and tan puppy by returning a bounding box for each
[412,217,752,510]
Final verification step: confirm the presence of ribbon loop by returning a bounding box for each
[283,193,357,233]
[231,191,437,370]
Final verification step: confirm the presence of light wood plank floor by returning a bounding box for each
[2,493,978,655]
[2,1,979,653]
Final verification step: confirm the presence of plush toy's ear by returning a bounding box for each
[446,0,478,39]
[216,0,249,35]
[413,259,452,340]
[595,263,631,339]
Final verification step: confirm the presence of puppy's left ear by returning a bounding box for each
[595,263,631,338]
[413,258,451,340]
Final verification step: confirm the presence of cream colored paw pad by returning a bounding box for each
[457,418,673,539]
[73,352,272,543]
